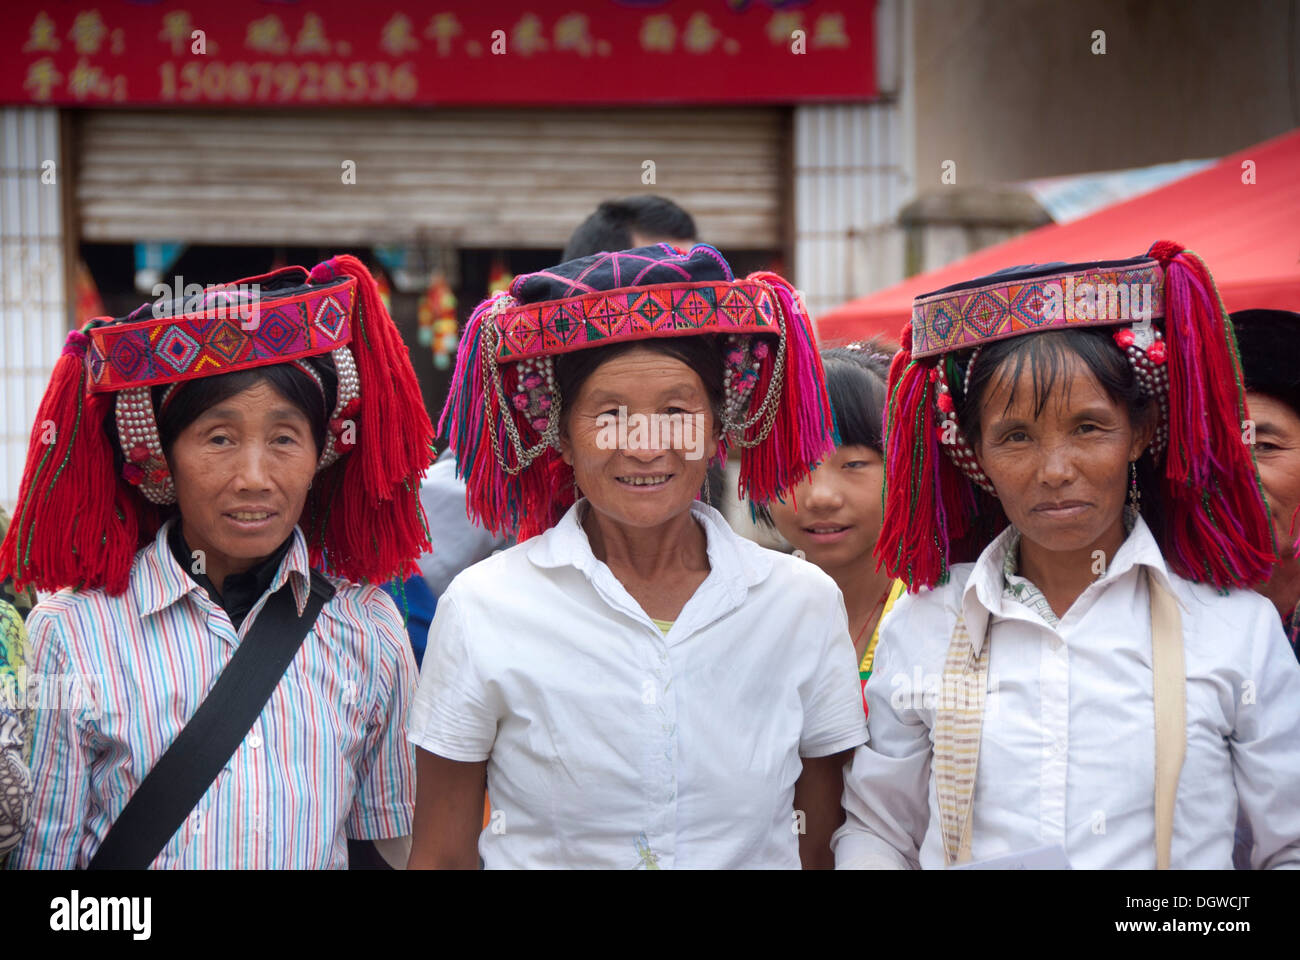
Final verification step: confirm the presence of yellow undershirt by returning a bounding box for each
[860,580,908,675]
[651,618,674,635]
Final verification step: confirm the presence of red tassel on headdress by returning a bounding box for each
[1148,241,1274,587]
[736,273,834,504]
[875,326,942,589]
[872,326,996,591]
[0,329,146,595]
[304,255,434,583]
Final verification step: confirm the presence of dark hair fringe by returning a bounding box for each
[553,336,726,430]
[955,326,1163,541]
[105,359,337,485]
[752,337,894,525]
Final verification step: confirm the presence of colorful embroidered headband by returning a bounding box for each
[0,255,435,595]
[877,241,1274,592]
[441,243,834,539]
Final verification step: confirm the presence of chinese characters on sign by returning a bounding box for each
[5,2,875,107]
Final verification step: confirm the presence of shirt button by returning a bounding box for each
[1053,739,1066,756]
[248,732,263,749]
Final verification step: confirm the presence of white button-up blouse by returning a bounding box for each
[407,500,868,869]
[833,514,1300,869]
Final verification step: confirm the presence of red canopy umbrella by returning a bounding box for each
[818,128,1300,345]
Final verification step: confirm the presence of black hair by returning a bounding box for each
[562,196,698,261]
[554,336,725,430]
[956,326,1162,532]
[126,359,335,463]
[1231,309,1300,418]
[821,340,894,451]
[752,338,894,524]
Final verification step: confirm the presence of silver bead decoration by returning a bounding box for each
[115,386,176,505]
[934,345,997,495]
[317,346,361,471]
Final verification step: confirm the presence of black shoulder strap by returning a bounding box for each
[87,571,336,870]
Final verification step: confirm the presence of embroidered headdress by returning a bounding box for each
[877,240,1274,591]
[441,243,833,539]
[0,255,434,596]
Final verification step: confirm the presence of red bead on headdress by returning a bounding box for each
[876,243,1274,591]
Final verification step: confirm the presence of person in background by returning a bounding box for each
[1232,309,1300,658]
[759,340,904,716]
[1,255,432,869]
[399,195,703,656]
[835,244,1300,869]
[562,195,698,262]
[408,244,864,869]
[0,598,30,863]
[0,507,35,619]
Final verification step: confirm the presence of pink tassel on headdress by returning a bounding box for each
[439,292,516,536]
[1148,241,1273,587]
[737,273,834,504]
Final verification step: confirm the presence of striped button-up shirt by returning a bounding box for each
[9,520,416,869]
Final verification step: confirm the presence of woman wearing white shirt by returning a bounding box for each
[407,244,867,869]
[835,244,1300,869]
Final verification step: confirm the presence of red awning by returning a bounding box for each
[817,128,1300,345]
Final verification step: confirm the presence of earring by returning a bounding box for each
[1127,460,1141,515]
[700,477,713,508]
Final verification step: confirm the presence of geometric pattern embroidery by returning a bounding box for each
[155,326,202,373]
[911,261,1165,358]
[86,280,355,392]
[495,280,780,361]
[313,295,348,340]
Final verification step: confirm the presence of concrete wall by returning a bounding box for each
[912,0,1298,187]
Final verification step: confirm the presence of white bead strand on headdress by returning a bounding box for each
[480,295,562,475]
[315,346,361,471]
[1112,323,1170,461]
[116,386,176,505]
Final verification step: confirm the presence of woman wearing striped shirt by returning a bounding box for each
[0,256,434,869]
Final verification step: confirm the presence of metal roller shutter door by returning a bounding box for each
[75,108,786,249]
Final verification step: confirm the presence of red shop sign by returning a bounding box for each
[2,1,877,108]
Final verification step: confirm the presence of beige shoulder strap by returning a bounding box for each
[934,611,990,866]
[1148,569,1186,870]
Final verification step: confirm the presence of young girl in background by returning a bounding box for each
[764,340,904,714]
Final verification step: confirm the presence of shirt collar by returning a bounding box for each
[530,499,771,582]
[527,498,773,628]
[960,511,1178,654]
[134,517,314,618]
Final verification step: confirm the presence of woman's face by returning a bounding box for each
[974,350,1151,557]
[1246,391,1300,560]
[768,444,884,571]
[167,380,318,574]
[560,346,718,531]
